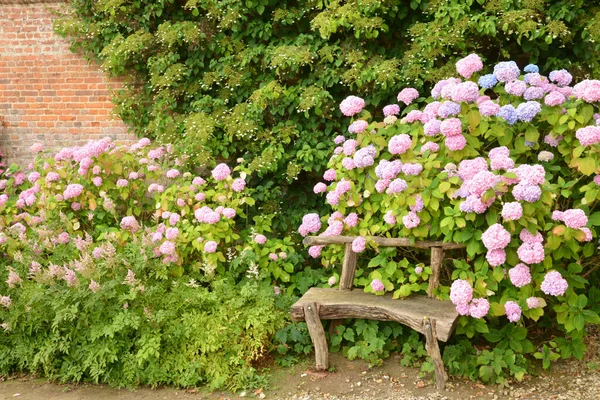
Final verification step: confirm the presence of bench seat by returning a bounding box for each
[290,287,459,342]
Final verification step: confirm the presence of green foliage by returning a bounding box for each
[54,0,600,230]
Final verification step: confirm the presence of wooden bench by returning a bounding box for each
[290,235,466,389]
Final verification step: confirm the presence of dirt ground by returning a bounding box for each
[1,351,599,400]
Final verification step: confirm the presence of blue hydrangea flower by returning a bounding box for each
[498,105,518,125]
[478,74,498,89]
[524,64,539,73]
[438,101,461,118]
[494,61,520,82]
[525,140,536,147]
[516,101,541,122]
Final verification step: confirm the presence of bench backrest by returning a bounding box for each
[303,236,465,298]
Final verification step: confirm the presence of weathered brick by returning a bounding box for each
[0,1,136,166]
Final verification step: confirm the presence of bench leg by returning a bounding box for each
[304,302,329,371]
[423,317,447,390]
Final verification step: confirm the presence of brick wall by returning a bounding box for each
[0,0,135,166]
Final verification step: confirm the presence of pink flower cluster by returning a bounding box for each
[575,126,600,146]
[552,208,588,228]
[481,224,511,266]
[573,80,600,103]
[352,236,366,253]
[371,279,385,292]
[348,120,369,134]
[450,279,489,318]
[517,229,545,264]
[508,263,531,287]
[195,206,221,224]
[541,271,568,296]
[339,95,365,116]
[298,213,322,236]
[211,164,231,181]
[120,216,140,232]
[501,202,523,221]
[455,54,483,79]
[388,134,412,155]
[397,88,419,105]
[504,301,522,322]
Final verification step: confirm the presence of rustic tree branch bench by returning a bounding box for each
[290,236,466,389]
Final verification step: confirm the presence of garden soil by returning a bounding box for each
[1,349,599,400]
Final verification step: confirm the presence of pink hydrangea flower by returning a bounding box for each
[352,236,366,253]
[386,178,407,194]
[166,169,180,179]
[334,135,346,144]
[486,249,506,266]
[478,100,501,117]
[520,229,543,243]
[421,142,440,153]
[339,95,365,116]
[63,184,84,200]
[165,227,179,240]
[509,263,532,287]
[575,126,600,146]
[402,212,420,229]
[502,202,523,221]
[376,179,390,193]
[423,119,441,136]
[254,234,267,244]
[328,276,338,286]
[402,163,423,176]
[308,245,323,258]
[384,211,396,225]
[348,120,369,134]
[526,297,540,309]
[445,135,467,151]
[504,301,522,322]
[383,104,401,116]
[353,146,376,168]
[326,191,340,205]
[342,157,355,170]
[450,279,473,305]
[323,169,337,181]
[120,216,140,232]
[517,241,545,264]
[204,240,218,253]
[160,241,177,255]
[451,81,480,103]
[370,279,385,292]
[397,88,419,105]
[579,227,593,242]
[481,224,511,251]
[344,213,358,227]
[541,271,568,296]
[404,110,424,123]
[469,298,490,319]
[544,91,566,106]
[505,80,527,96]
[573,80,600,103]
[92,177,102,188]
[211,163,231,181]
[455,54,483,79]
[117,179,128,188]
[562,209,588,229]
[440,118,462,137]
[388,134,412,155]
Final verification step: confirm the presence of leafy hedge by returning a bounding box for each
[54,0,600,229]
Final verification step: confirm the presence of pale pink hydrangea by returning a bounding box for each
[335,179,351,195]
[410,195,424,212]
[445,135,467,151]
[27,172,40,183]
[397,88,419,105]
[71,202,81,211]
[195,192,206,201]
[421,142,440,153]
[326,191,340,205]
[343,139,358,156]
[211,163,231,181]
[383,104,400,116]
[505,80,527,96]
[328,276,338,286]
[348,120,369,134]
[541,271,568,296]
[120,216,140,232]
[402,163,423,176]
[117,179,128,188]
[509,263,532,287]
[469,298,490,319]
[463,170,499,196]
[386,178,407,194]
[450,279,473,306]
[526,297,540,309]
[414,266,423,274]
[573,80,600,103]
[370,279,385,292]
[193,177,206,186]
[576,126,600,146]
[353,146,376,168]
[334,135,346,144]
[486,249,506,266]
[478,100,501,116]
[562,209,588,229]
[402,212,420,228]
[344,213,358,227]
[384,211,396,225]
[517,241,545,264]
[308,245,323,258]
[159,241,176,255]
[269,252,278,261]
[384,115,398,125]
[440,118,462,137]
[313,182,327,193]
[451,81,480,103]
[455,54,483,79]
[323,169,337,181]
[502,202,523,221]
[482,224,511,250]
[148,183,165,193]
[512,183,541,203]
[339,95,365,116]
[458,158,488,181]
[504,301,522,322]
[580,227,593,242]
[538,151,554,162]
[231,178,246,192]
[342,158,355,170]
[204,240,218,253]
[376,179,390,193]
[166,169,180,179]
[404,110,424,123]
[30,143,44,153]
[253,234,266,244]
[63,184,84,200]
[388,134,412,155]
[544,91,566,106]
[423,119,441,136]
[352,236,366,253]
[165,227,179,240]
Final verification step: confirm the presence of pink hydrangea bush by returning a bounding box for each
[300,54,600,353]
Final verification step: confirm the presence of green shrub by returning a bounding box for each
[54,0,600,230]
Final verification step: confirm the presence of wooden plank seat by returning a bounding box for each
[290,236,466,390]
